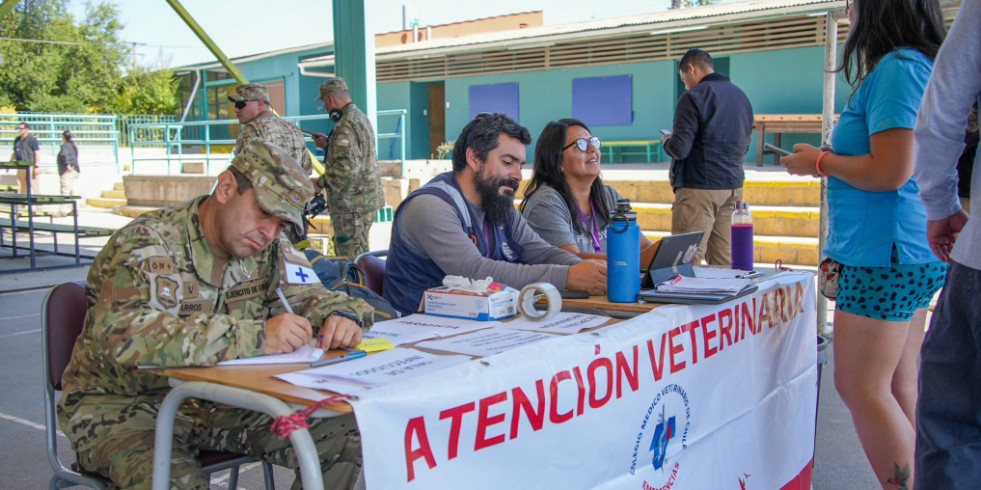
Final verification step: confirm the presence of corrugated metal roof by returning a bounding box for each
[372,0,842,58]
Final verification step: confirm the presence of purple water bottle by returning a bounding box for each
[731,201,754,271]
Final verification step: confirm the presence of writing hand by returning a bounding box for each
[264,313,313,354]
[318,314,363,350]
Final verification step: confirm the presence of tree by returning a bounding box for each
[0,0,177,115]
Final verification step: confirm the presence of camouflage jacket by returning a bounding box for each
[234,110,313,174]
[59,197,373,410]
[318,103,384,214]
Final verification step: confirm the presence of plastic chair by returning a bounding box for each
[355,249,388,296]
[41,282,275,489]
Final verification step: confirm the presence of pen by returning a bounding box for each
[310,350,366,368]
[275,287,295,315]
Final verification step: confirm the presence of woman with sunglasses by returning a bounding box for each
[521,119,657,264]
[780,0,946,487]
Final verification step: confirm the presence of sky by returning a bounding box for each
[69,0,681,69]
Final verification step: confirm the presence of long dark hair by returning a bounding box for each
[837,0,945,87]
[63,130,78,157]
[521,118,610,235]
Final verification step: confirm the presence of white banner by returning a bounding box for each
[351,272,818,490]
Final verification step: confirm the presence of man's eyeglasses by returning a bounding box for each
[233,100,252,110]
[16,126,26,131]
[563,136,602,152]
[465,112,491,145]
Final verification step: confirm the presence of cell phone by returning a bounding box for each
[764,143,792,156]
[659,129,672,136]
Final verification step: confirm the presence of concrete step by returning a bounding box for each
[87,196,127,209]
[101,189,126,199]
[113,181,125,191]
[631,203,820,238]
[643,230,819,266]
[583,179,822,207]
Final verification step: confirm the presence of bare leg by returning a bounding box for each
[833,309,916,489]
[892,308,927,426]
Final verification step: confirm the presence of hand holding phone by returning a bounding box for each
[659,129,672,136]
[764,143,792,156]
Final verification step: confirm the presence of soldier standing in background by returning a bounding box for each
[57,140,371,489]
[230,83,313,174]
[311,77,384,258]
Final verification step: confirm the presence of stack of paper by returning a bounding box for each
[217,345,324,365]
[656,276,752,295]
[275,348,471,394]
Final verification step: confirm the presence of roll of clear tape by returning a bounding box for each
[519,283,562,321]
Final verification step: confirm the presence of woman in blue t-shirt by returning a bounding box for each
[520,118,657,264]
[781,0,946,486]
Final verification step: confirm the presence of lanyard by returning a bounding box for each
[575,201,603,254]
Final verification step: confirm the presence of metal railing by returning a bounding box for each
[127,110,407,175]
[1,113,120,170]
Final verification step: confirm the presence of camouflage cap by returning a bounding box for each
[228,83,270,103]
[229,140,313,228]
[315,77,349,101]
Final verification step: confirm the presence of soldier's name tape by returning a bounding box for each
[518,282,562,322]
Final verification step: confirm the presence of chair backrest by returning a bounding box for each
[42,282,87,391]
[356,251,387,297]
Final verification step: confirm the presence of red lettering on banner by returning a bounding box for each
[404,416,436,482]
[718,308,733,350]
[741,298,757,338]
[510,380,546,439]
[572,366,587,416]
[775,288,788,324]
[681,320,700,365]
[439,402,475,460]
[758,292,774,331]
[549,370,574,423]
[615,346,640,397]
[702,312,719,359]
[587,357,613,408]
[795,282,805,314]
[474,392,507,450]
[668,326,686,372]
[646,335,668,381]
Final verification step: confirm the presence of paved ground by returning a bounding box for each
[0,190,878,489]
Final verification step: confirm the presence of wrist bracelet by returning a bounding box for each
[330,309,363,327]
[815,151,832,177]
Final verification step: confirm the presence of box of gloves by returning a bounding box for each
[424,276,519,321]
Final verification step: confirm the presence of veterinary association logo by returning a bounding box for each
[629,383,691,490]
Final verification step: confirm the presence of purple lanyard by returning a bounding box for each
[575,201,603,254]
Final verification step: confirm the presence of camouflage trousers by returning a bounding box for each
[331,211,375,259]
[58,394,361,490]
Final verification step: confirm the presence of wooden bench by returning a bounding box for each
[753,114,838,166]
[602,139,662,163]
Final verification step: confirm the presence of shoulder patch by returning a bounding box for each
[143,256,176,274]
[149,274,182,311]
[284,262,318,285]
[336,138,350,148]
[283,246,313,267]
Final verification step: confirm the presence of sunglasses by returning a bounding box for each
[16,126,26,131]
[465,112,491,146]
[233,100,254,110]
[563,136,602,152]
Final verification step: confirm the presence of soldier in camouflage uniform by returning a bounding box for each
[230,83,314,174]
[57,140,372,490]
[312,77,384,258]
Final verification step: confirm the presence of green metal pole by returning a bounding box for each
[0,0,23,20]
[164,0,248,85]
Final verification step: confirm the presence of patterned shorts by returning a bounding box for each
[837,260,948,321]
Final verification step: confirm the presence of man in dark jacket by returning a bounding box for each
[663,48,754,265]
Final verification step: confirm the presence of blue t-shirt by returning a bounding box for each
[826,49,938,266]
